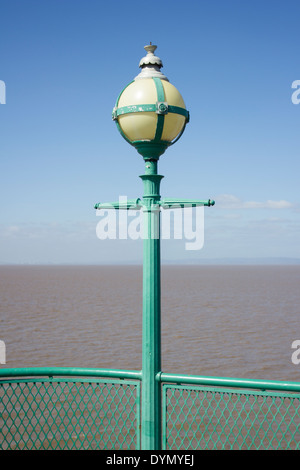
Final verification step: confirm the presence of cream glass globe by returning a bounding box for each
[117,78,187,143]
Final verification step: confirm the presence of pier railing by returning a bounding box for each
[0,368,141,450]
[1,367,300,450]
[161,373,300,450]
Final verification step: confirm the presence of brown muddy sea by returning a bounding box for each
[0,264,300,382]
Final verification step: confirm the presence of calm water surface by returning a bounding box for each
[0,265,299,382]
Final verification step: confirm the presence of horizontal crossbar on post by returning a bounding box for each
[94,199,142,210]
[160,198,215,208]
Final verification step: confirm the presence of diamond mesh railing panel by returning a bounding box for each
[0,377,140,450]
[163,384,300,450]
[2,369,300,450]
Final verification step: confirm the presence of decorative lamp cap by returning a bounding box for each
[139,44,162,67]
[135,44,169,81]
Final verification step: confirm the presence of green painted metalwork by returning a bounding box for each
[93,140,215,450]
[160,198,215,208]
[0,368,141,450]
[161,375,300,450]
[168,105,190,119]
[94,198,142,210]
[1,368,300,450]
[132,140,170,159]
[153,77,166,142]
[160,372,300,392]
[0,367,142,381]
[94,198,215,211]
[113,103,157,117]
[112,103,189,120]
[140,158,163,450]
[112,80,134,113]
[112,80,137,147]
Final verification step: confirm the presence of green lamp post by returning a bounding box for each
[95,44,214,450]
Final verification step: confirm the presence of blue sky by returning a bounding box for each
[0,0,299,264]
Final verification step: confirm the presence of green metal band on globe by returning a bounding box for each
[112,103,189,120]
[153,77,167,142]
[113,104,156,117]
[112,77,190,159]
[153,77,165,142]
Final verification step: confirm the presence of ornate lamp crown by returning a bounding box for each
[112,44,189,159]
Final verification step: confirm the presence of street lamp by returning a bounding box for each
[113,44,190,451]
[112,43,189,160]
[96,44,214,450]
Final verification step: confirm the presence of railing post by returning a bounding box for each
[140,159,163,450]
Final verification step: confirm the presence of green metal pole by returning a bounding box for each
[140,158,163,450]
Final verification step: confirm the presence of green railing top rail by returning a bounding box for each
[160,372,300,393]
[1,366,300,450]
[0,367,141,450]
[0,367,142,381]
[1,367,300,393]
